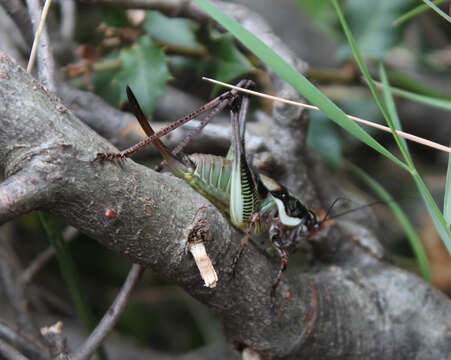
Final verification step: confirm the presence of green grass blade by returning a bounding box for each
[444,151,451,227]
[333,0,414,170]
[39,213,108,360]
[393,0,449,25]
[192,0,409,173]
[412,174,451,253]
[382,84,451,112]
[387,70,451,101]
[379,67,451,254]
[422,0,451,22]
[346,161,431,281]
[378,64,410,155]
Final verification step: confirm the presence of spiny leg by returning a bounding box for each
[271,241,289,310]
[227,88,262,275]
[229,91,257,228]
[269,225,289,310]
[95,80,254,161]
[155,95,234,172]
[156,79,255,172]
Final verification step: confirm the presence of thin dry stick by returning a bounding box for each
[73,264,145,360]
[203,77,451,154]
[26,0,53,74]
[21,227,79,284]
[0,320,48,360]
[0,338,29,360]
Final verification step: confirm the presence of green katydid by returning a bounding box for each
[96,80,320,308]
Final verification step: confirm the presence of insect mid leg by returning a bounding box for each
[228,213,260,275]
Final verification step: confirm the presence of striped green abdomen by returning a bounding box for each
[183,154,233,214]
[178,153,269,235]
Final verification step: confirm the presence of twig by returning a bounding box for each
[73,264,145,360]
[0,338,29,360]
[41,322,70,360]
[0,320,49,360]
[21,227,79,284]
[203,77,451,154]
[0,0,34,46]
[59,0,76,40]
[78,0,208,22]
[0,244,37,336]
[0,169,51,225]
[26,0,56,92]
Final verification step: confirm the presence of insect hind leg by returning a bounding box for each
[96,80,254,162]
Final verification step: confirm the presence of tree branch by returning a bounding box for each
[0,0,34,46]
[74,264,144,360]
[40,322,70,360]
[0,168,53,224]
[0,338,30,360]
[0,320,48,360]
[21,227,79,285]
[0,242,38,337]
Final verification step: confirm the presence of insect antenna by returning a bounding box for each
[320,197,407,224]
[321,196,349,222]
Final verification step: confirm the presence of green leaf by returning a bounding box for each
[91,51,122,107]
[102,6,130,28]
[192,0,410,172]
[143,11,204,51]
[346,161,431,281]
[93,36,171,114]
[394,0,449,25]
[207,33,253,85]
[294,0,337,35]
[338,0,414,59]
[116,36,171,114]
[422,0,451,22]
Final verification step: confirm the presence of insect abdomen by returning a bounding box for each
[184,154,233,214]
[181,153,268,235]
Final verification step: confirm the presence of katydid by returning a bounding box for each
[97,80,320,308]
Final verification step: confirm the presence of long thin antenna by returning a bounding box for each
[202,77,451,154]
